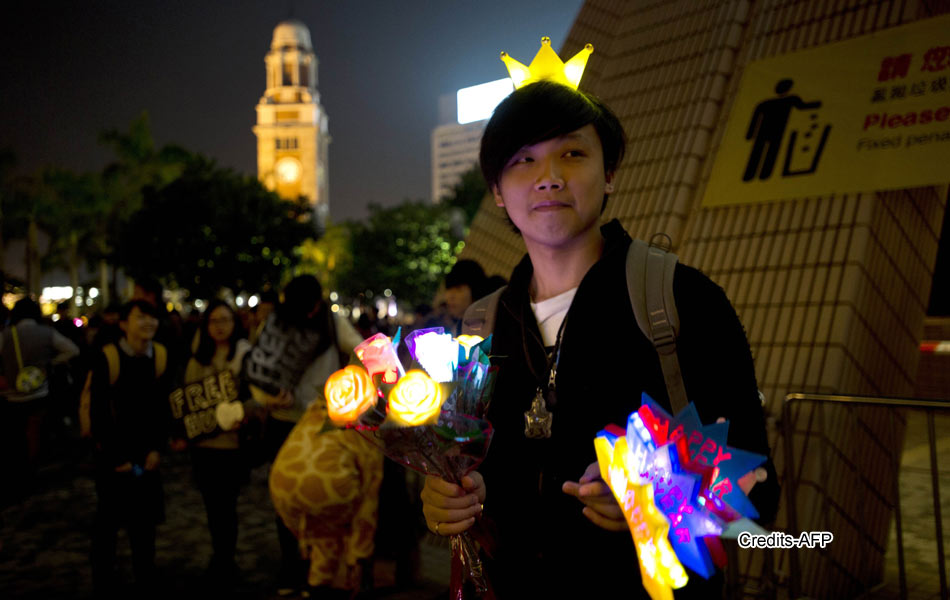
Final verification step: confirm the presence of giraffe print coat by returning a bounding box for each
[269,401,383,590]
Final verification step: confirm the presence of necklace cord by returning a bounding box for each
[520,301,568,404]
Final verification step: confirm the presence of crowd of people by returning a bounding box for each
[1,79,780,600]
[0,263,499,599]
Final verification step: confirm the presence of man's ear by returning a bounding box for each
[492,185,505,207]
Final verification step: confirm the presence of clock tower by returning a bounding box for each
[254,20,329,226]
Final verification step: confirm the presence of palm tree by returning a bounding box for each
[0,153,43,296]
[37,168,110,313]
[97,112,187,302]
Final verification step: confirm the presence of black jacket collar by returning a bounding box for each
[503,219,631,302]
[496,219,632,379]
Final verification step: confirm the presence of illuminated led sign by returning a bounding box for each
[457,78,514,124]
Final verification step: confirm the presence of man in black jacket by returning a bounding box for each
[90,300,171,596]
[420,81,779,598]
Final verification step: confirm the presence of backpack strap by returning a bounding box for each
[153,342,167,378]
[626,238,688,413]
[10,326,24,369]
[102,344,121,386]
[79,371,93,439]
[102,341,165,384]
[461,286,506,337]
[458,238,687,412]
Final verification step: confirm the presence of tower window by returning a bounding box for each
[275,138,299,150]
[299,64,309,87]
[283,61,294,86]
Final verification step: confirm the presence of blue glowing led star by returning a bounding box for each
[600,393,767,579]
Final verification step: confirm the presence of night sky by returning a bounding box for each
[0,0,584,222]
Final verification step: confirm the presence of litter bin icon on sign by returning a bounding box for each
[743,79,831,181]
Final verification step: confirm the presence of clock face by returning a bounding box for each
[275,157,301,184]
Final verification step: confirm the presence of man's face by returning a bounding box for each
[493,124,611,250]
[120,307,158,342]
[444,285,473,320]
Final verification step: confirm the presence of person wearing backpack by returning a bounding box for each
[0,297,79,503]
[88,299,172,596]
[419,80,780,598]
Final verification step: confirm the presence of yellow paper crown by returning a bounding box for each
[500,37,593,90]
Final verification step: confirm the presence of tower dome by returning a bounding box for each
[271,19,312,51]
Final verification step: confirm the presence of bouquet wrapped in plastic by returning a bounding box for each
[594,393,768,600]
[324,327,497,599]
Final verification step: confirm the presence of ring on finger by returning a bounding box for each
[435,521,441,535]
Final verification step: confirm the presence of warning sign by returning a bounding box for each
[704,14,950,206]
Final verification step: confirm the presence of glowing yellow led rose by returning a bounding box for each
[456,334,484,359]
[325,365,377,426]
[387,369,444,426]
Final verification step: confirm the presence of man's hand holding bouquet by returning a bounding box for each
[323,328,497,599]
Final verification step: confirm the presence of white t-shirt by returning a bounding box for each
[530,287,578,347]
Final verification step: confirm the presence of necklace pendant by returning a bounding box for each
[524,389,553,439]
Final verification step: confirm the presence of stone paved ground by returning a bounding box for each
[0,441,450,600]
[5,411,948,600]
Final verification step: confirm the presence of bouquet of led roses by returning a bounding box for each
[594,393,769,600]
[323,327,497,599]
